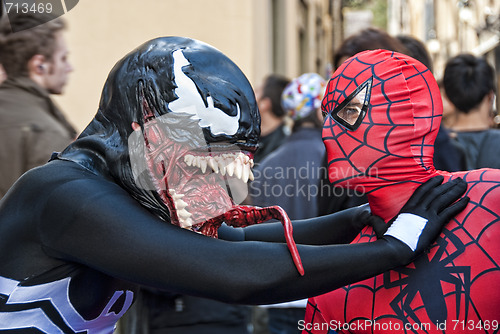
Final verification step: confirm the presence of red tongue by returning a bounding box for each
[198,205,304,276]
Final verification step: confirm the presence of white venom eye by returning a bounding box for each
[168,49,241,136]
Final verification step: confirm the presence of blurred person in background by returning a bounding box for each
[396,34,433,71]
[253,74,291,164]
[438,79,458,129]
[250,73,326,220]
[246,74,291,334]
[250,73,327,334]
[442,53,500,170]
[247,73,316,334]
[0,12,76,199]
[396,34,466,172]
[333,27,408,70]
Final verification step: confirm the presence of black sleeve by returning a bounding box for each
[316,156,368,216]
[37,176,408,305]
[218,206,368,245]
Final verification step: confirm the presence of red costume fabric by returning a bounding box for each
[303,50,500,333]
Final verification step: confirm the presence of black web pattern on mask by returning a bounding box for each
[322,53,440,192]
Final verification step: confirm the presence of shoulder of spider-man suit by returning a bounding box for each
[442,169,500,208]
[442,168,500,183]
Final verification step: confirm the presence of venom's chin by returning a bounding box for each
[165,181,232,232]
[184,181,233,226]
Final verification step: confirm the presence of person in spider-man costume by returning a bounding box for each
[303,49,500,334]
[0,38,468,333]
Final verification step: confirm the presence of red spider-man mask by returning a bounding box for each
[322,49,441,197]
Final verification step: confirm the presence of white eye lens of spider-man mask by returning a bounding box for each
[324,77,372,131]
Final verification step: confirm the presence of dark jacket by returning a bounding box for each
[250,127,325,220]
[451,129,500,170]
[0,77,76,198]
[253,123,289,164]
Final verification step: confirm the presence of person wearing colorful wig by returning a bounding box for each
[251,73,327,218]
[250,73,327,334]
[303,49,500,333]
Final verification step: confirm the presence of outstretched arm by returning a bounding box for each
[39,175,467,305]
[218,204,373,245]
[221,176,466,248]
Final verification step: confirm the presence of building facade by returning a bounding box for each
[51,0,499,131]
[54,0,335,131]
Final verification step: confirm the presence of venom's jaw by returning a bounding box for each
[156,150,255,231]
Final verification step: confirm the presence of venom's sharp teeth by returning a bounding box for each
[177,208,192,220]
[169,189,184,200]
[242,164,250,183]
[184,218,194,228]
[184,155,194,166]
[208,157,219,173]
[178,209,192,228]
[185,153,254,180]
[226,159,235,177]
[219,159,227,175]
[200,159,207,173]
[169,189,193,228]
[175,198,188,210]
[234,159,242,180]
[178,213,193,228]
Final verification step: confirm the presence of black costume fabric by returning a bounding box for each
[433,126,467,172]
[449,129,500,170]
[0,37,467,333]
[253,123,289,164]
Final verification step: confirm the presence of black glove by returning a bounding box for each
[382,175,469,262]
[347,203,387,240]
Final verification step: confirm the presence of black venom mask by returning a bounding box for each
[57,36,261,229]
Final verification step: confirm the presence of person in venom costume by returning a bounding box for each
[303,49,500,334]
[0,38,468,333]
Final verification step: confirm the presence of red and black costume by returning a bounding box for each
[0,39,467,333]
[304,49,500,333]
